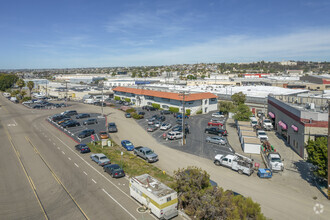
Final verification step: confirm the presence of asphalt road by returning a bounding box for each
[134,107,234,161]
[0,96,166,220]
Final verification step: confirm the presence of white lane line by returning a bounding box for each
[92,179,97,184]
[41,124,144,218]
[102,189,137,220]
[74,163,79,168]
[57,147,60,150]
[83,171,88,175]
[49,138,51,141]
[229,148,233,152]
[68,157,71,160]
[62,151,65,155]
[53,143,56,146]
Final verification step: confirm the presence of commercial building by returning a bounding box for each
[300,75,330,90]
[267,96,328,159]
[112,87,218,115]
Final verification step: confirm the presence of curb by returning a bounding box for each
[46,118,79,144]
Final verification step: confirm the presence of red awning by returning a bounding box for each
[268,112,275,118]
[291,125,298,132]
[278,121,287,130]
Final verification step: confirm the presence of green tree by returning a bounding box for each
[16,78,25,92]
[0,74,18,91]
[231,92,246,106]
[219,101,235,114]
[201,75,206,79]
[233,104,252,121]
[111,72,116,77]
[27,81,34,97]
[306,137,328,178]
[131,72,136,78]
[151,103,160,109]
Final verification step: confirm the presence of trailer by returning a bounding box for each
[241,137,260,154]
[239,130,257,144]
[130,174,178,219]
[260,141,284,172]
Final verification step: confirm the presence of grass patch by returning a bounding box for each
[87,140,175,187]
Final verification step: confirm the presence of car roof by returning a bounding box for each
[108,122,116,126]
[93,153,105,157]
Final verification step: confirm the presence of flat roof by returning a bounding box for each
[240,131,257,137]
[113,86,217,101]
[132,174,175,198]
[243,137,261,144]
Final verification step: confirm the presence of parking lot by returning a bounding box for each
[48,112,107,144]
[133,107,235,161]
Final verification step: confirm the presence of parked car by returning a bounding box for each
[62,120,80,128]
[142,106,157,111]
[99,131,109,139]
[212,112,225,118]
[75,144,91,153]
[147,118,156,125]
[172,125,190,134]
[160,123,172,130]
[121,140,134,151]
[208,119,223,127]
[154,121,161,128]
[156,115,166,122]
[83,118,98,125]
[138,111,145,116]
[90,153,110,166]
[76,113,90,119]
[167,131,183,140]
[52,114,70,122]
[134,146,158,163]
[206,136,227,145]
[103,164,125,178]
[147,125,158,132]
[78,129,95,138]
[57,118,71,125]
[204,127,227,136]
[108,122,118,133]
[125,113,131,118]
[160,110,172,115]
[61,110,78,116]
[33,104,44,109]
[176,113,189,119]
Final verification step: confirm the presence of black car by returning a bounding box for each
[78,129,95,138]
[75,144,91,153]
[125,113,131,118]
[62,110,78,116]
[103,164,125,178]
[204,127,227,136]
[160,110,172,115]
[52,114,70,122]
[172,125,190,134]
[142,106,157,111]
[76,113,90,119]
[33,104,44,109]
[138,111,145,115]
[108,122,118,133]
[62,120,80,128]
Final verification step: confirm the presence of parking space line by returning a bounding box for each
[92,179,97,184]
[53,143,56,146]
[83,171,88,175]
[74,163,79,168]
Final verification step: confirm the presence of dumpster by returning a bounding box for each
[257,168,272,178]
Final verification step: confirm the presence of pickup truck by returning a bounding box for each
[214,153,254,176]
[134,146,158,163]
[205,127,227,136]
[262,119,273,131]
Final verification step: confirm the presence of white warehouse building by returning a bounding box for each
[112,87,218,115]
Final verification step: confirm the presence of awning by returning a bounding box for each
[291,125,298,132]
[278,121,287,130]
[268,112,275,118]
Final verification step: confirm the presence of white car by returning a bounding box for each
[160,123,172,130]
[167,131,183,140]
[22,100,33,104]
[154,121,161,128]
[212,112,225,118]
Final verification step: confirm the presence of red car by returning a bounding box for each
[208,121,223,127]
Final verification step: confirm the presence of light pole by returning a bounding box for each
[179,91,189,146]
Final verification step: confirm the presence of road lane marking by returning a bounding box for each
[68,157,71,160]
[102,189,137,220]
[3,127,49,220]
[53,143,56,146]
[83,171,88,175]
[57,147,60,150]
[74,163,79,168]
[25,137,89,220]
[62,151,65,155]
[92,179,97,184]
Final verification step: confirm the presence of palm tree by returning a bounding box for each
[16,79,25,92]
[27,81,34,97]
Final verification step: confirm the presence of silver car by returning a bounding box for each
[206,136,227,145]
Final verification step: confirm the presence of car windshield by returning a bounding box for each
[145,150,153,155]
[100,132,106,135]
[259,132,266,135]
[271,158,282,162]
[264,120,271,123]
[100,156,107,160]
[126,142,132,146]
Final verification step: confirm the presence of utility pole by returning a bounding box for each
[101,83,104,116]
[65,81,68,107]
[328,101,330,200]
[179,91,189,146]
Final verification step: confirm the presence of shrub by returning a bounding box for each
[21,97,31,102]
[169,107,179,113]
[185,109,191,116]
[124,98,131,103]
[114,96,121,101]
[196,110,202,114]
[131,113,143,119]
[126,108,136,113]
[151,103,160,109]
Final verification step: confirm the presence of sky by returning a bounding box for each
[1,0,330,69]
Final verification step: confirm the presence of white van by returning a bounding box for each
[250,117,258,127]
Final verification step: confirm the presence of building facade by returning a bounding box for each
[112,87,218,115]
[267,96,328,159]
